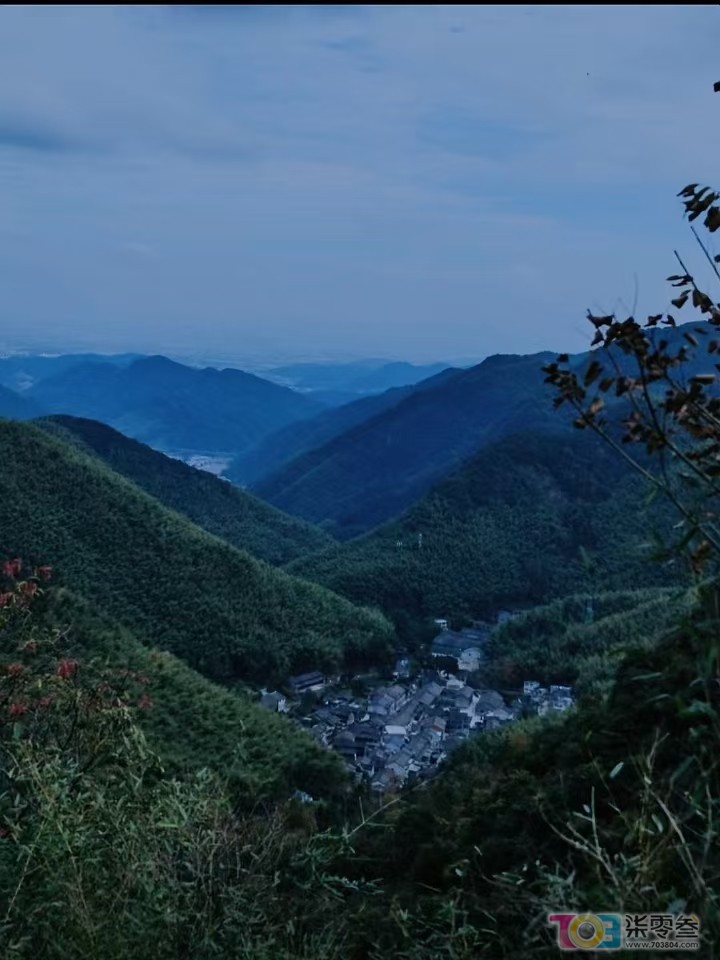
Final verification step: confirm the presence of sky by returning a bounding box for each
[1,4,720,364]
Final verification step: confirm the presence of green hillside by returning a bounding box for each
[39,415,333,565]
[39,588,346,800]
[290,430,679,630]
[0,418,393,684]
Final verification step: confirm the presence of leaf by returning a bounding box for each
[681,700,716,719]
[609,761,624,780]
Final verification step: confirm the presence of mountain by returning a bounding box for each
[288,429,678,630]
[28,355,324,457]
[0,352,141,392]
[251,324,706,539]
[0,419,393,684]
[263,359,450,397]
[40,415,334,566]
[228,367,459,487]
[253,351,562,537]
[0,383,43,420]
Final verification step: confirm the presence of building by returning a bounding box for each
[458,648,482,672]
[288,671,325,694]
[393,657,411,679]
[259,691,287,712]
[474,689,505,717]
[368,684,408,718]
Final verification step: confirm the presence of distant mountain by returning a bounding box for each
[263,359,450,398]
[41,415,334,566]
[253,351,563,537]
[228,367,459,486]
[0,352,141,392]
[0,419,393,684]
[289,429,677,629]
[28,355,324,457]
[0,383,43,420]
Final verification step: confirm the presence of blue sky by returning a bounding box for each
[1,4,719,363]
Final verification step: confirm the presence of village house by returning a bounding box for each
[288,670,326,694]
[393,656,411,679]
[259,690,287,712]
[431,628,485,669]
[368,684,409,718]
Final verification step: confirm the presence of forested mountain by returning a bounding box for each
[252,323,706,538]
[253,350,563,537]
[289,429,678,629]
[0,384,43,420]
[228,367,458,486]
[0,352,141,392]
[40,415,333,565]
[0,419,393,684]
[28,354,324,456]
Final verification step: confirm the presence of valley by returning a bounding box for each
[1,7,717,955]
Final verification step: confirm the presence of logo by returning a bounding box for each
[548,912,701,951]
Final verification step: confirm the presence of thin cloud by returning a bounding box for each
[0,4,718,361]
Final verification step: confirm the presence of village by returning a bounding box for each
[260,612,575,794]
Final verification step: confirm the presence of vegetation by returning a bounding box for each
[40,415,334,565]
[290,430,679,638]
[0,570,361,958]
[482,586,689,699]
[0,419,394,684]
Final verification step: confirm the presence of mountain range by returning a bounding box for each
[262,358,450,400]
[28,355,324,457]
[252,350,564,537]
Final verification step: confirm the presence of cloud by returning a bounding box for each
[0,4,719,361]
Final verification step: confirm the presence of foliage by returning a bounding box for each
[291,430,680,634]
[0,419,394,686]
[39,415,334,566]
[0,559,347,803]
[483,587,689,699]
[0,572,371,959]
